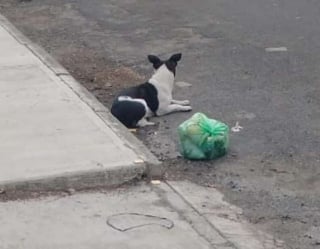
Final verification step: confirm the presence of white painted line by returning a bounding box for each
[175,81,192,88]
[265,47,288,52]
[151,180,161,185]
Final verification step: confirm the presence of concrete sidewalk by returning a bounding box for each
[0,181,286,249]
[0,183,215,249]
[0,15,159,191]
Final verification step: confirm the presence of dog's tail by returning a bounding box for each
[111,100,146,128]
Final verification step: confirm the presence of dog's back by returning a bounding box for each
[111,83,158,128]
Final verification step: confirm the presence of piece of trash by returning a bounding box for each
[235,110,256,120]
[66,188,76,195]
[265,47,288,52]
[175,81,192,88]
[134,159,144,164]
[231,122,243,132]
[0,189,5,194]
[205,184,216,188]
[128,128,137,133]
[178,112,229,160]
[269,168,288,174]
[151,180,161,185]
[107,213,174,232]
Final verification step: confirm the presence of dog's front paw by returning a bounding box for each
[171,99,191,106]
[181,100,190,106]
[183,106,192,112]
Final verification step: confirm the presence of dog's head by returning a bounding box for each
[147,53,182,76]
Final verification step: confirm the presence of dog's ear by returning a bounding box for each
[148,55,162,69]
[169,53,182,63]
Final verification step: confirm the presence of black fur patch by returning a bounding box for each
[165,53,181,75]
[148,55,163,69]
[148,53,182,75]
[165,60,177,75]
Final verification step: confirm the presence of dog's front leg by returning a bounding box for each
[171,99,190,106]
[157,104,192,116]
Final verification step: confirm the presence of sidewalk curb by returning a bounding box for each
[0,14,162,192]
[154,182,233,249]
[164,181,286,249]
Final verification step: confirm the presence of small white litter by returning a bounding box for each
[265,47,288,52]
[231,122,243,132]
[175,81,192,88]
[66,188,76,195]
[151,180,161,185]
[134,159,144,164]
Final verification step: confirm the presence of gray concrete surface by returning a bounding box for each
[0,181,286,249]
[1,1,320,248]
[166,181,286,249]
[0,19,159,191]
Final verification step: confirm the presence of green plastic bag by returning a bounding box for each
[178,113,229,160]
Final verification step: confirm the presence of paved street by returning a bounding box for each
[1,0,320,248]
[0,11,285,249]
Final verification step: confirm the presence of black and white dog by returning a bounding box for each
[111,53,192,128]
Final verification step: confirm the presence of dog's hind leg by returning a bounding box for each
[171,99,190,106]
[137,118,155,127]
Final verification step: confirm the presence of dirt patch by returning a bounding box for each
[56,47,145,106]
[0,0,146,107]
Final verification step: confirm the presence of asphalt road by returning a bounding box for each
[1,0,320,248]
